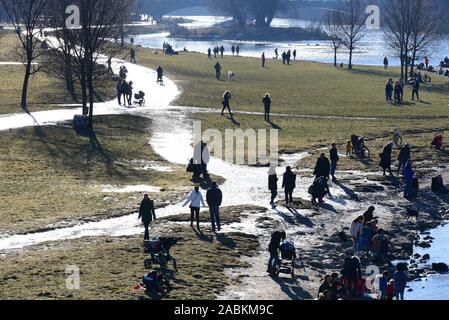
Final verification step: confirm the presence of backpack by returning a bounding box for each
[280,241,296,260]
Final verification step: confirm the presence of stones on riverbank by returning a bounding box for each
[431,262,449,273]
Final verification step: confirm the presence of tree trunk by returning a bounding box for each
[334,47,337,67]
[21,61,31,111]
[348,45,353,70]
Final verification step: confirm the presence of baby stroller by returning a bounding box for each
[135,270,171,295]
[270,241,303,280]
[351,135,370,159]
[144,237,178,272]
[134,91,146,106]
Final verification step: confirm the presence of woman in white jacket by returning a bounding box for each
[350,216,363,254]
[183,186,206,229]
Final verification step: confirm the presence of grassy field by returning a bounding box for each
[0,34,116,114]
[0,208,262,300]
[134,46,449,169]
[0,115,192,235]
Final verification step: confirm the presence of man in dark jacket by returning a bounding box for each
[330,143,340,182]
[314,153,331,180]
[263,93,271,121]
[282,166,296,207]
[206,181,223,232]
[397,144,411,174]
[138,194,156,240]
[214,62,222,79]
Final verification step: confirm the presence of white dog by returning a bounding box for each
[228,70,235,80]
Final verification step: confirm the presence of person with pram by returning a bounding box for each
[267,230,286,273]
[351,135,367,158]
[157,66,164,84]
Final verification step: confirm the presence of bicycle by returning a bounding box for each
[392,129,403,147]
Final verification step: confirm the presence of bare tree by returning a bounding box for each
[409,0,440,75]
[384,0,440,80]
[325,11,343,67]
[334,0,367,70]
[66,0,130,129]
[1,0,47,111]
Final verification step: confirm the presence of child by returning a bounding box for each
[386,279,395,300]
[346,141,352,157]
[378,271,388,300]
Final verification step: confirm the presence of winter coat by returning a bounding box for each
[330,148,339,163]
[206,186,223,207]
[314,157,331,178]
[380,145,393,169]
[263,96,271,107]
[282,171,296,191]
[139,199,156,223]
[183,191,205,208]
[394,271,407,291]
[397,146,410,163]
[403,163,414,180]
[268,174,278,191]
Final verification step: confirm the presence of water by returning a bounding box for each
[132,15,449,67]
[406,223,449,300]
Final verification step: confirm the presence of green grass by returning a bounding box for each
[0,115,192,235]
[0,34,116,114]
[134,46,449,167]
[0,209,261,300]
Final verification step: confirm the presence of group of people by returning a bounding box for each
[208,45,229,59]
[273,48,296,65]
[163,42,177,55]
[385,78,404,104]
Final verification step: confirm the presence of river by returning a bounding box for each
[130,15,449,67]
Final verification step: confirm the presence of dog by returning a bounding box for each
[228,70,235,80]
[405,207,419,221]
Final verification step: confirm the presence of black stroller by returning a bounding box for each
[144,237,178,272]
[134,91,146,106]
[135,270,171,296]
[270,241,304,280]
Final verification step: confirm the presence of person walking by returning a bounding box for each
[412,76,420,101]
[221,90,232,116]
[282,166,296,207]
[107,57,113,75]
[116,79,123,105]
[156,66,164,84]
[138,194,156,240]
[380,142,394,176]
[207,48,212,59]
[262,52,266,68]
[130,48,136,63]
[236,45,240,55]
[330,143,340,182]
[293,49,297,61]
[182,186,206,230]
[220,45,225,58]
[424,56,429,69]
[214,62,222,79]
[274,48,279,59]
[268,166,278,208]
[206,182,223,232]
[263,93,271,121]
[403,160,414,199]
[231,45,235,56]
[313,153,331,180]
[397,144,411,174]
[383,56,389,70]
[267,230,286,273]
